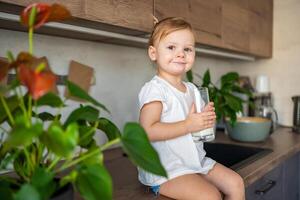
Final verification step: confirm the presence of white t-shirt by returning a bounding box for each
[138,75,216,186]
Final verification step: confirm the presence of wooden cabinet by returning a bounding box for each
[0,0,153,32]
[0,0,272,58]
[0,0,86,17]
[84,0,153,32]
[222,0,250,52]
[248,0,273,57]
[154,0,223,48]
[246,153,299,200]
[154,0,272,58]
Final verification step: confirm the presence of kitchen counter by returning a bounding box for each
[93,127,300,200]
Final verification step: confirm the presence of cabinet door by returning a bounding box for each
[248,0,273,57]
[1,0,153,32]
[222,0,250,52]
[283,153,299,200]
[0,0,86,17]
[84,0,153,32]
[246,164,283,200]
[154,0,223,48]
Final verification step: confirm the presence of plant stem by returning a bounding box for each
[23,147,33,176]
[78,122,99,144]
[28,95,32,125]
[57,148,100,172]
[15,88,28,122]
[0,95,14,125]
[47,156,61,171]
[56,137,120,173]
[29,27,33,54]
[34,100,37,122]
[100,137,121,151]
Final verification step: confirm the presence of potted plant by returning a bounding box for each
[0,3,166,200]
[186,69,253,126]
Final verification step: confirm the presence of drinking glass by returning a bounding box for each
[192,87,215,142]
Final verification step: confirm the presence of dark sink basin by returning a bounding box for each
[203,143,273,170]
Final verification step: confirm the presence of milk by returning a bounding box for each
[192,87,215,142]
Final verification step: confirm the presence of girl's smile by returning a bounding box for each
[148,29,196,79]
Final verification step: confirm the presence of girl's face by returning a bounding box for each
[148,29,195,77]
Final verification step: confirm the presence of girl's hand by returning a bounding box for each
[185,102,216,133]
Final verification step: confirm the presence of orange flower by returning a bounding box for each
[21,3,71,29]
[18,64,56,100]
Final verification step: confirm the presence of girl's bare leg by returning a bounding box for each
[203,163,245,200]
[160,173,222,200]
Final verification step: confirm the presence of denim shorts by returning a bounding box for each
[149,185,160,196]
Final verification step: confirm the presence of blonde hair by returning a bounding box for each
[148,17,194,47]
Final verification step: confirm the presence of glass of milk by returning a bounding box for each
[192,87,215,142]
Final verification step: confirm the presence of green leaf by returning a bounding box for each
[186,70,193,82]
[66,80,110,113]
[43,123,79,158]
[64,105,99,127]
[0,95,19,124]
[37,93,64,107]
[6,50,15,62]
[224,107,237,126]
[0,179,14,200]
[75,164,112,200]
[15,183,40,200]
[0,152,18,170]
[31,167,55,200]
[121,122,167,177]
[78,126,96,148]
[232,85,252,97]
[81,147,103,165]
[7,122,43,148]
[224,94,243,112]
[202,69,211,87]
[37,112,56,121]
[97,118,121,141]
[221,72,239,87]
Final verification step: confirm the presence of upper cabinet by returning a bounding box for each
[0,0,272,58]
[154,0,223,48]
[154,0,272,58]
[0,0,86,16]
[83,0,153,32]
[248,0,273,57]
[0,0,153,33]
[222,0,250,52]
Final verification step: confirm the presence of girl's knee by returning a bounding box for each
[233,173,245,189]
[228,173,245,196]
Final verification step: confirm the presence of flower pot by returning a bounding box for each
[51,183,74,200]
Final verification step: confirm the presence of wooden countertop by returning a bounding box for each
[101,127,300,200]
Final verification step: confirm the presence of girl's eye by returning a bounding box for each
[167,45,175,50]
[184,48,193,52]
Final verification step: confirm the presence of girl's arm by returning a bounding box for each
[139,101,216,141]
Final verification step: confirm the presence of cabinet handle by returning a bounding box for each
[255,180,276,195]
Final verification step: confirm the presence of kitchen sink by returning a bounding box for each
[203,143,273,170]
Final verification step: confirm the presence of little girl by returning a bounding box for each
[138,17,245,200]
